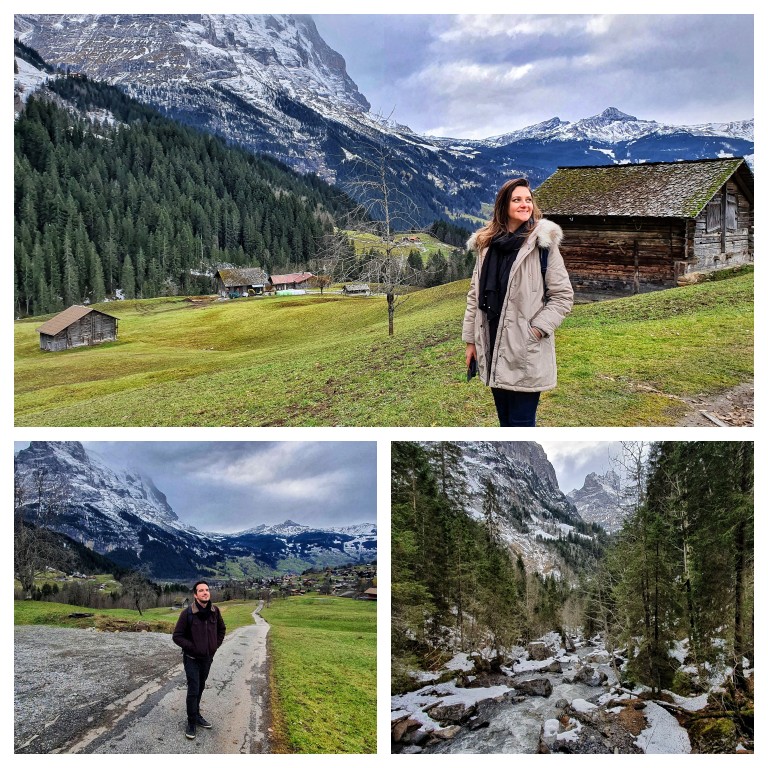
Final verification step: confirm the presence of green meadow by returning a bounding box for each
[260,596,376,754]
[15,271,753,426]
[13,598,260,633]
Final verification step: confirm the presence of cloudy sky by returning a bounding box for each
[312,13,754,139]
[56,442,376,533]
[538,441,621,495]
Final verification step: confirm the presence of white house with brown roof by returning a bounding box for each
[269,271,315,291]
[36,305,118,352]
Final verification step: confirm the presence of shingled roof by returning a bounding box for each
[535,158,752,218]
[36,305,117,336]
[215,267,269,287]
[270,271,314,284]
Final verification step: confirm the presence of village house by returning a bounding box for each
[215,267,270,297]
[36,305,118,351]
[534,158,754,296]
[269,271,315,292]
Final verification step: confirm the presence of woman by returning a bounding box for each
[463,177,573,426]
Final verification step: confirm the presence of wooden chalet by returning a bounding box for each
[36,305,118,352]
[270,271,314,291]
[342,283,371,296]
[535,158,754,296]
[215,267,269,297]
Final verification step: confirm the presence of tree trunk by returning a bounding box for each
[387,292,395,336]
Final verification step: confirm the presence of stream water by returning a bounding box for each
[427,646,617,754]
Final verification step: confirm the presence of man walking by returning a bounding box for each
[172,580,226,739]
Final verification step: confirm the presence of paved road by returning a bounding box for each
[16,605,271,754]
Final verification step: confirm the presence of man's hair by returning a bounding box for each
[193,580,210,594]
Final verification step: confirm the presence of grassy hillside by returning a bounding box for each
[15,272,753,426]
[260,596,376,754]
[14,599,260,633]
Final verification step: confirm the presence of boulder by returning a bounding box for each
[516,678,553,698]
[427,702,476,724]
[527,642,549,660]
[573,666,608,687]
[433,725,462,741]
[394,718,422,742]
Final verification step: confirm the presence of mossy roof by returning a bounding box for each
[216,267,269,287]
[535,158,751,218]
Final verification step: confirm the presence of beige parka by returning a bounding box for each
[462,218,573,392]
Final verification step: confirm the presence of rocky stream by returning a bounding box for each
[392,633,751,754]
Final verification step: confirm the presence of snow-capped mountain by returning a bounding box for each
[14,14,754,225]
[14,442,377,579]
[431,442,603,580]
[567,470,626,534]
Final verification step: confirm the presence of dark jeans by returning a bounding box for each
[491,388,541,427]
[183,654,213,723]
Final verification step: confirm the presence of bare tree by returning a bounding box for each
[120,568,157,616]
[343,136,425,335]
[14,465,71,599]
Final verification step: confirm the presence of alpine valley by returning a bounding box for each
[14,14,754,227]
[14,441,377,580]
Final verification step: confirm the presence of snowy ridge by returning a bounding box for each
[14,442,376,577]
[16,14,753,219]
[484,108,754,147]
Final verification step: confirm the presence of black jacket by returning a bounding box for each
[172,600,226,658]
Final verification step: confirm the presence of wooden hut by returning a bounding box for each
[535,158,753,296]
[342,283,371,296]
[215,267,269,297]
[36,305,118,351]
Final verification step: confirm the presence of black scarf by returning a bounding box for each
[195,599,212,620]
[478,227,528,322]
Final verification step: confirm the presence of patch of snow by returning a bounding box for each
[662,690,709,712]
[556,718,583,741]
[634,701,691,754]
[513,658,555,673]
[444,653,474,673]
[543,719,560,737]
[571,698,598,713]
[391,680,512,732]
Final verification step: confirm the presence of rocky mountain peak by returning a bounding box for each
[599,107,637,121]
[567,469,624,534]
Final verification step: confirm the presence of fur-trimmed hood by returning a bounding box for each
[467,218,563,252]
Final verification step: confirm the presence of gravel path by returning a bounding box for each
[15,608,270,754]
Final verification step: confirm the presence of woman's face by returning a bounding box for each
[507,186,533,228]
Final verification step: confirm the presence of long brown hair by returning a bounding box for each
[474,177,542,251]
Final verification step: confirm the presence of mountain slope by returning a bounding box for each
[432,441,605,578]
[14,442,377,579]
[15,15,753,225]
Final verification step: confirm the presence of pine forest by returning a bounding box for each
[13,74,357,316]
[391,441,754,754]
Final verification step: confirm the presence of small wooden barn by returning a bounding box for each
[215,267,269,297]
[535,158,754,296]
[36,305,118,352]
[342,283,371,296]
[269,271,314,291]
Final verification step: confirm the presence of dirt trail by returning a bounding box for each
[15,606,271,754]
[675,381,753,427]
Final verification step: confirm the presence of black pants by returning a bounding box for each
[491,388,541,427]
[183,654,213,723]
